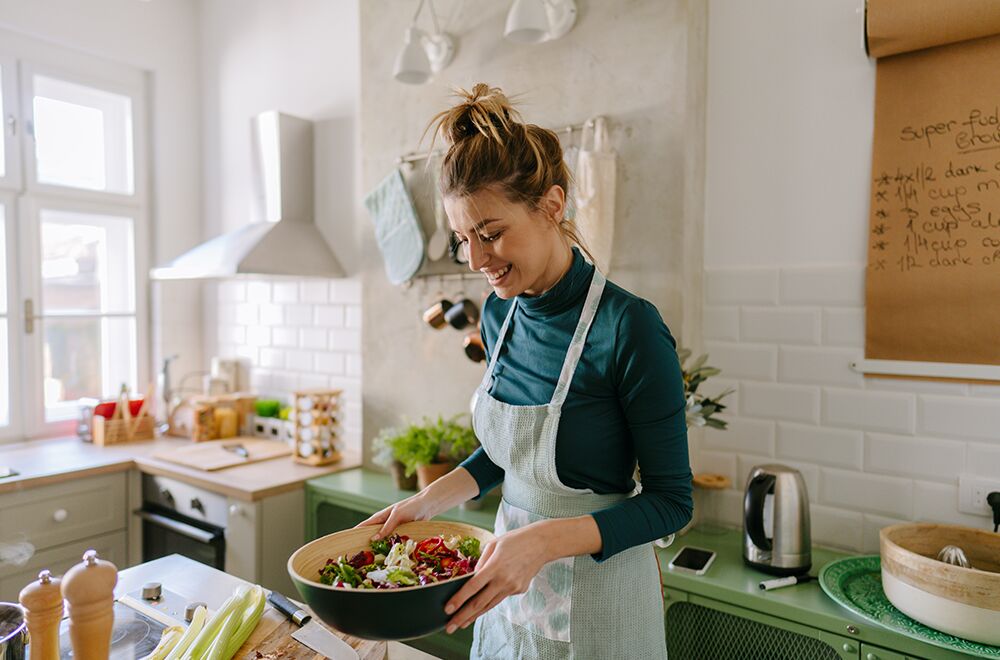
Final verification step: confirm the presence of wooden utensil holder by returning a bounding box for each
[92,387,154,446]
[291,388,343,466]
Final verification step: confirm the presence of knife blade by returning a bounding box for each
[267,590,359,660]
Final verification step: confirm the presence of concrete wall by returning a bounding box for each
[702,0,1000,551]
[359,0,707,466]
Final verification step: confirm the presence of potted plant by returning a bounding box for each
[371,426,418,490]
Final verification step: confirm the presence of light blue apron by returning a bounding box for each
[470,269,667,659]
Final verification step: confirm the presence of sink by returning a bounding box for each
[880,523,1000,646]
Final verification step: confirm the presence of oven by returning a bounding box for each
[137,474,227,570]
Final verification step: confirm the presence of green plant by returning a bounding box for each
[373,414,480,477]
[677,347,734,430]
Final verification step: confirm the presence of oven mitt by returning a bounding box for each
[364,168,426,284]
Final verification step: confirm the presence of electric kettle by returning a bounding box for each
[742,464,811,576]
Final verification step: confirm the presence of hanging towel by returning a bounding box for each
[575,117,616,274]
[364,168,426,284]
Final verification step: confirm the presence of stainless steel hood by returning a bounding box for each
[151,111,345,280]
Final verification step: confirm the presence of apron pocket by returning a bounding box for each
[493,500,575,643]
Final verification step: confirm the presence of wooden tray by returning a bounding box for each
[152,438,292,471]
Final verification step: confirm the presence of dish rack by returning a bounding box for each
[291,388,343,466]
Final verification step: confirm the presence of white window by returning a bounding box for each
[0,32,149,440]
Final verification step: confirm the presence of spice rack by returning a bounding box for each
[291,388,343,466]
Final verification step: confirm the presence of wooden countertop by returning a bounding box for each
[0,435,361,501]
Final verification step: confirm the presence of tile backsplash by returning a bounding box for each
[209,278,362,455]
[696,264,1000,553]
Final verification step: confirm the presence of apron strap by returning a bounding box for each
[478,298,518,391]
[550,269,606,408]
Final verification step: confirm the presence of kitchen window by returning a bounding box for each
[0,34,150,441]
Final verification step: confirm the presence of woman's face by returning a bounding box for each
[446,185,568,299]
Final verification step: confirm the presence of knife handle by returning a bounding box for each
[268,590,312,626]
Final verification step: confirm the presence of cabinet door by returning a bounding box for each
[313,500,369,538]
[0,530,126,601]
[860,643,922,660]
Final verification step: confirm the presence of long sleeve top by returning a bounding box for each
[459,248,693,562]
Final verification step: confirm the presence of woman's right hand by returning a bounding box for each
[354,491,439,540]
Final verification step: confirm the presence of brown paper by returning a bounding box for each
[865,1,1000,373]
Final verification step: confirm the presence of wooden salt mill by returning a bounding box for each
[61,550,117,660]
[18,569,63,660]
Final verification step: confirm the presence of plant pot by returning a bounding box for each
[461,498,485,511]
[390,460,418,490]
[416,461,453,489]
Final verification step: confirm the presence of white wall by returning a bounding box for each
[199,0,363,453]
[0,0,205,402]
[703,0,1000,551]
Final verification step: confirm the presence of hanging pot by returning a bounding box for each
[0,603,27,660]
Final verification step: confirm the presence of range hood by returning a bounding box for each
[151,111,345,280]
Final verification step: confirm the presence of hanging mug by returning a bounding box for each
[463,331,485,362]
[422,298,453,329]
[445,298,479,330]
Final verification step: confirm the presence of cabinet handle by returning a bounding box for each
[52,508,68,523]
[866,653,879,660]
[842,642,857,653]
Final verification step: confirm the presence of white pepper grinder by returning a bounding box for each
[18,569,63,660]
[61,550,118,660]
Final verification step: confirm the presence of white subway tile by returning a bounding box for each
[286,350,314,372]
[218,325,245,346]
[702,378,740,413]
[330,328,361,352]
[913,481,990,527]
[737,454,820,497]
[219,281,246,302]
[704,341,776,381]
[330,377,362,403]
[273,282,300,303]
[695,450,738,483]
[822,308,864,347]
[285,304,313,326]
[779,266,864,306]
[865,432,965,483]
[218,303,238,326]
[315,305,345,328]
[301,280,329,304]
[779,347,863,387]
[704,417,774,455]
[862,514,906,554]
[272,371,299,392]
[741,308,820,345]
[966,442,1000,477]
[330,278,362,304]
[272,327,298,348]
[246,281,271,304]
[259,303,284,326]
[259,348,284,369]
[704,268,778,305]
[299,373,330,389]
[776,423,862,470]
[919,395,1000,441]
[235,303,258,326]
[245,326,271,347]
[315,353,346,375]
[866,377,968,396]
[819,468,913,519]
[703,306,739,341]
[345,305,362,329]
[741,382,820,423]
[810,504,863,552]
[250,369,272,391]
[300,328,328,350]
[346,354,363,377]
[822,388,914,433]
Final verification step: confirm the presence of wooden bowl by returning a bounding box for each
[288,521,494,641]
[880,523,1000,645]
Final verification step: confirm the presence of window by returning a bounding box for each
[0,34,149,440]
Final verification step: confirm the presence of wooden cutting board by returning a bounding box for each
[153,438,292,471]
[237,606,386,659]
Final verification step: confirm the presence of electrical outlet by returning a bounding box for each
[958,474,1000,516]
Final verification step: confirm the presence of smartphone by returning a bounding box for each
[668,546,717,575]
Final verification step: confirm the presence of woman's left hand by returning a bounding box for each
[443,524,552,634]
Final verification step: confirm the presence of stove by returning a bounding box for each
[57,602,165,659]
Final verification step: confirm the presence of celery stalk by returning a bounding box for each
[182,587,247,660]
[223,585,266,659]
[140,625,185,660]
[164,606,206,660]
[205,610,240,660]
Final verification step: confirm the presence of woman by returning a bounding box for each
[357,84,692,659]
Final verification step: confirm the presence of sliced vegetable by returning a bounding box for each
[223,585,266,659]
[204,610,241,660]
[140,624,185,660]
[183,587,247,659]
[458,536,481,559]
[164,606,206,660]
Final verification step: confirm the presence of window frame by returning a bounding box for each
[0,31,151,442]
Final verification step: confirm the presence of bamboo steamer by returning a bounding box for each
[879,523,1000,645]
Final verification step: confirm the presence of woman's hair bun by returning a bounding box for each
[433,83,523,146]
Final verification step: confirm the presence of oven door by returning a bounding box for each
[137,507,226,570]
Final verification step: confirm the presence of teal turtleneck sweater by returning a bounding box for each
[459,248,693,562]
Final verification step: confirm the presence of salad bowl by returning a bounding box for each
[288,520,495,640]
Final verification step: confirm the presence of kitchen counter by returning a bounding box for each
[0,435,361,501]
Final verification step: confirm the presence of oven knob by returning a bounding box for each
[190,498,205,514]
[141,582,162,601]
[161,489,175,506]
[185,602,207,622]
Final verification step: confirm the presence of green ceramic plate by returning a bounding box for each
[819,555,1000,658]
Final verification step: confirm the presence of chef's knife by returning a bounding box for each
[267,590,359,660]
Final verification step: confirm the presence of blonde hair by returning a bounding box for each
[425,83,595,263]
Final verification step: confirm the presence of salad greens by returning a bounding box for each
[319,533,481,589]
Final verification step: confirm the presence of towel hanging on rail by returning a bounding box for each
[364,168,426,284]
[575,116,616,273]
